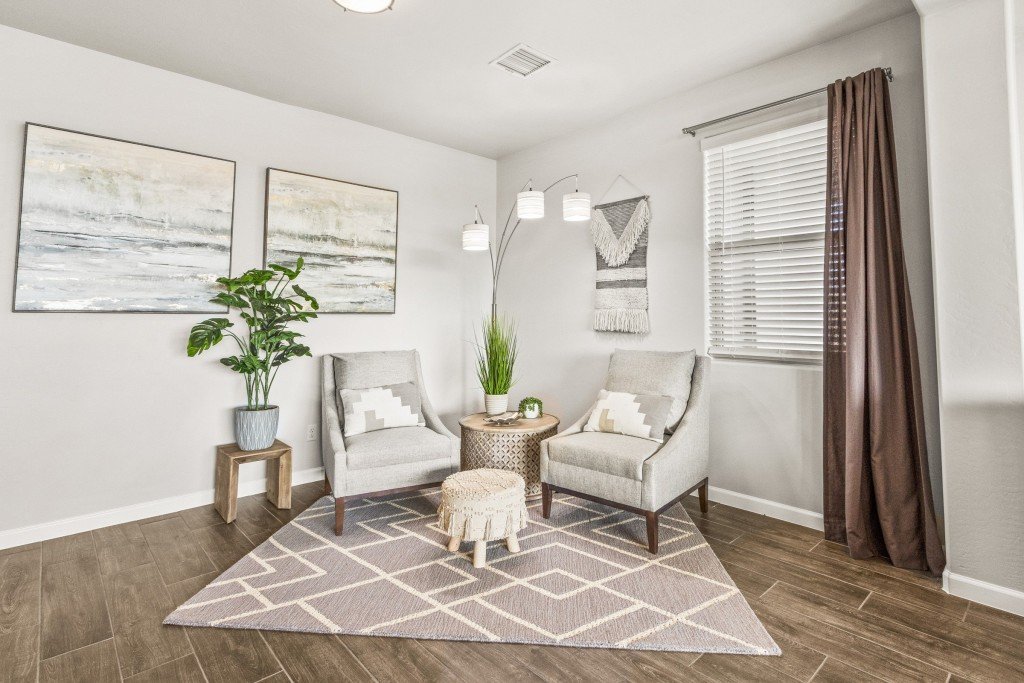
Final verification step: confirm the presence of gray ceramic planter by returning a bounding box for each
[235,406,279,451]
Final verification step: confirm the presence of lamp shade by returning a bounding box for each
[562,192,591,221]
[517,190,545,219]
[333,0,393,12]
[462,223,489,251]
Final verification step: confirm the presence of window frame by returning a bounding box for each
[701,108,828,366]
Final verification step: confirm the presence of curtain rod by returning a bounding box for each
[681,67,893,137]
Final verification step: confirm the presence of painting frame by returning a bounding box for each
[263,167,399,314]
[12,122,237,314]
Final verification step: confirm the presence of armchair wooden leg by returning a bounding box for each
[645,511,659,554]
[541,483,553,519]
[334,498,345,536]
[698,478,709,514]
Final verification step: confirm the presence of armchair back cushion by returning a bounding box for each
[605,349,696,431]
[332,350,420,427]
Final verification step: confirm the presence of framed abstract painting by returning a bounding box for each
[13,124,236,312]
[263,168,398,313]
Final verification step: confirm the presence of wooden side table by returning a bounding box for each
[215,439,292,523]
[458,414,559,500]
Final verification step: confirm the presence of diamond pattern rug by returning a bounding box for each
[165,491,780,654]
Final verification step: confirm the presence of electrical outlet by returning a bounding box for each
[305,424,318,442]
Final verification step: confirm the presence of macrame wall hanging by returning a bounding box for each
[591,184,651,334]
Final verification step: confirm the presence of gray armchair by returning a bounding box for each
[321,350,459,535]
[539,350,710,553]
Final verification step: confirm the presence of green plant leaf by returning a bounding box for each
[210,292,249,309]
[187,318,232,356]
[268,263,297,279]
[474,315,518,395]
[292,284,319,311]
[238,269,276,287]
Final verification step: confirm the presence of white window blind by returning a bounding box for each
[704,118,827,363]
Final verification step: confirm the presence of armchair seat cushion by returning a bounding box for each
[345,426,450,470]
[546,432,661,481]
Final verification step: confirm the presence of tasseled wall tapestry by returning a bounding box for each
[591,196,651,333]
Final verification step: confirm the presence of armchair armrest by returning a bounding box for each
[539,404,594,482]
[413,351,460,469]
[321,356,347,497]
[640,358,710,510]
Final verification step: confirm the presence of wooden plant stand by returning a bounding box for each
[215,439,292,523]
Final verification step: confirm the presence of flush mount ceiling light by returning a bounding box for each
[332,0,393,13]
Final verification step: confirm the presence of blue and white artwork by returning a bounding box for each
[14,124,235,312]
[264,168,397,313]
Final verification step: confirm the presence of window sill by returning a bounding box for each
[709,353,822,368]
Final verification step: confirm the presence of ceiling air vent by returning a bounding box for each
[490,44,554,77]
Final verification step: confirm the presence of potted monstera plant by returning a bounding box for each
[187,259,319,451]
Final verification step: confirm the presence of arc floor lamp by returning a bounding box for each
[464,175,591,319]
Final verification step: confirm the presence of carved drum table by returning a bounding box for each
[458,413,559,500]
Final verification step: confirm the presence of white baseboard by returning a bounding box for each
[0,474,823,549]
[944,569,1024,617]
[696,485,825,531]
[0,466,325,551]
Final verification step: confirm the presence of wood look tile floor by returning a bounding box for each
[3,482,1022,682]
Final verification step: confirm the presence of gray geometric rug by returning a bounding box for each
[165,491,780,655]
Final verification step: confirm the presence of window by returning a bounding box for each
[703,118,827,363]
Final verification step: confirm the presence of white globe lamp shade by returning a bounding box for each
[333,0,393,13]
[462,223,490,251]
[517,190,545,219]
[562,192,591,221]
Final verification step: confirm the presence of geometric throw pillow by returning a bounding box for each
[605,349,696,433]
[340,382,425,438]
[582,390,672,443]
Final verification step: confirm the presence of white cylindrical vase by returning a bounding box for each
[485,394,509,416]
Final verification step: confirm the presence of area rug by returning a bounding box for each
[165,491,780,655]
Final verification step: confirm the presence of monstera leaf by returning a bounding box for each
[187,318,232,357]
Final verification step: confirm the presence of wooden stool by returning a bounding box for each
[215,440,292,523]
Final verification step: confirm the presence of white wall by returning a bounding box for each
[496,13,940,522]
[915,0,1024,611]
[0,25,495,537]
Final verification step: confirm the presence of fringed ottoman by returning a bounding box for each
[438,468,528,568]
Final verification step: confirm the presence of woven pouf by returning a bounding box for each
[437,468,528,568]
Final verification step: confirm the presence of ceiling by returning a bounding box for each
[0,0,915,158]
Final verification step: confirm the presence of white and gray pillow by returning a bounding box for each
[583,390,672,443]
[340,382,425,438]
[605,349,696,432]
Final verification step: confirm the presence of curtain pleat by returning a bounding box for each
[822,68,945,576]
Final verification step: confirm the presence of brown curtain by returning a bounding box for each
[823,68,945,576]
